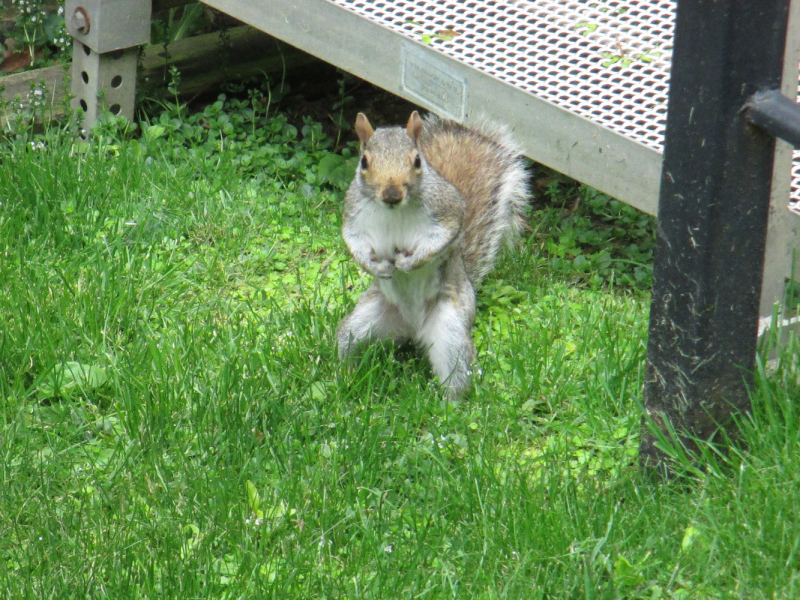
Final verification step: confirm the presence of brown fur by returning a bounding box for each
[419,117,527,284]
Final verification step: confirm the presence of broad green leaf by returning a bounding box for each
[246,480,261,514]
[681,525,701,552]
[38,362,108,400]
[144,124,166,140]
[317,154,356,190]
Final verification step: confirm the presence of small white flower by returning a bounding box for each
[384,544,393,553]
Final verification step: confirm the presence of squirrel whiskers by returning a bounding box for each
[337,111,530,398]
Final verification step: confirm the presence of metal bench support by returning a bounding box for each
[65,0,151,132]
[760,3,800,327]
[640,0,800,472]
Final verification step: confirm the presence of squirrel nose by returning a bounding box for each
[382,185,404,206]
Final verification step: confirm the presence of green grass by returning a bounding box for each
[1,98,799,599]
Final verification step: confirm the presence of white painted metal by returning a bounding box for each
[65,0,151,54]
[66,0,151,132]
[70,42,139,128]
[338,0,673,154]
[792,153,800,213]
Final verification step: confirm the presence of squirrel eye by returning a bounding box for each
[413,155,421,169]
[360,155,369,170]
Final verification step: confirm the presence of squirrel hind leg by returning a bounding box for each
[417,299,476,400]
[337,284,411,360]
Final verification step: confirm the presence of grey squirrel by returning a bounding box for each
[337,111,529,398]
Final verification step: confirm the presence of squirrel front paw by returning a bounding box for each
[395,256,415,272]
[393,247,416,272]
[371,259,396,279]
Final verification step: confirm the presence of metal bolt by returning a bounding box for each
[71,7,90,35]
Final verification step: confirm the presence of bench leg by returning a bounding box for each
[70,43,139,133]
[65,0,151,133]
[758,0,800,355]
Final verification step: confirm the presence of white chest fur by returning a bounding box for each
[355,202,444,329]
[355,201,434,261]
[379,261,442,329]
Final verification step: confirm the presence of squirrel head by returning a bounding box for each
[355,112,425,208]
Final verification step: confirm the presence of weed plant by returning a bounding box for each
[0,0,70,67]
[1,93,798,599]
[530,177,656,291]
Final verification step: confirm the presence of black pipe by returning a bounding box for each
[745,89,800,149]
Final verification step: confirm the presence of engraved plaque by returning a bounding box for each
[402,43,467,121]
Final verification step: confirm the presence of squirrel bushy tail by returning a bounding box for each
[418,115,529,284]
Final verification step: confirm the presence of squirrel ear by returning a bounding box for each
[406,111,424,143]
[355,113,374,147]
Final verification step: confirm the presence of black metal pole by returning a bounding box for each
[640,0,793,472]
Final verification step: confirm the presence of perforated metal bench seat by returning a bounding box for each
[342,0,677,207]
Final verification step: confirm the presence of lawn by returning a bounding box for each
[1,92,799,599]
